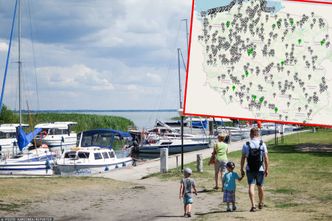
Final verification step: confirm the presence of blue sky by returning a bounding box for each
[0,0,191,110]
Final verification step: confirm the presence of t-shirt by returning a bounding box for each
[215,142,228,161]
[180,178,196,197]
[242,138,268,171]
[223,171,240,191]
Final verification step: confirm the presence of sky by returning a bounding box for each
[0,0,191,110]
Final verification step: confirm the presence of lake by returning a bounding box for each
[83,110,179,129]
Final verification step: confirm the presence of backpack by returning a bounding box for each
[246,140,263,172]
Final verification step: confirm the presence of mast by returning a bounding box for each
[18,0,22,125]
[177,48,182,109]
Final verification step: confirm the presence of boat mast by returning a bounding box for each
[18,0,22,125]
[177,48,183,109]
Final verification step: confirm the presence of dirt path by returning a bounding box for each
[3,176,325,221]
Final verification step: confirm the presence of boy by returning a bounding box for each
[179,168,197,217]
[222,161,244,212]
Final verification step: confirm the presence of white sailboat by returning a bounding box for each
[0,0,56,175]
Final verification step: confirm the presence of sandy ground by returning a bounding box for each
[1,176,330,221]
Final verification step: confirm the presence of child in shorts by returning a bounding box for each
[222,161,244,212]
[179,168,197,217]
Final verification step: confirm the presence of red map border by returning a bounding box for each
[183,0,332,128]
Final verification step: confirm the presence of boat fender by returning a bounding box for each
[45,159,51,170]
[105,165,109,171]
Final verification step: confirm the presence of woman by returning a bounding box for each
[213,133,228,189]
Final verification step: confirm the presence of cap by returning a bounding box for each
[184,168,192,175]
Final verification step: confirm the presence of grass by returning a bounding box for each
[155,129,332,220]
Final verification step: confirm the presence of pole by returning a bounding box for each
[181,115,184,171]
[274,123,277,145]
[18,0,22,125]
[177,48,183,109]
[182,18,189,58]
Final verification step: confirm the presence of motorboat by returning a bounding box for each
[56,147,132,175]
[0,147,56,175]
[138,138,209,155]
[55,128,133,175]
[33,122,77,151]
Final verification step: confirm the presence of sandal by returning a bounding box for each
[250,207,257,212]
[187,212,191,217]
[258,203,264,209]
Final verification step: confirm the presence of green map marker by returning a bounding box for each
[298,39,302,45]
[274,107,279,113]
[289,18,294,26]
[226,21,230,28]
[281,60,285,65]
[247,48,254,56]
[245,70,249,77]
[272,24,276,29]
[259,96,265,104]
[252,95,257,101]
[232,85,236,91]
[320,39,326,46]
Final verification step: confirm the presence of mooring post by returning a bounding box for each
[160,148,168,173]
[197,154,203,172]
[176,155,179,169]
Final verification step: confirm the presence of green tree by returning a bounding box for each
[0,105,19,124]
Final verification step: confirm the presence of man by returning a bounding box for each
[240,127,269,212]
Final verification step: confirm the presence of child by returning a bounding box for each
[179,168,197,217]
[222,161,244,212]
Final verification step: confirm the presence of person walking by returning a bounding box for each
[179,168,197,217]
[240,127,269,212]
[222,161,244,212]
[212,133,228,189]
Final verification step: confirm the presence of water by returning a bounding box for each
[85,110,179,129]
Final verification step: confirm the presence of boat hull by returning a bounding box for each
[139,142,209,155]
[56,158,133,176]
[0,161,53,176]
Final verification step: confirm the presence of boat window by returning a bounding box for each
[109,151,115,158]
[161,142,172,145]
[94,153,103,160]
[78,152,90,159]
[81,136,92,147]
[102,152,109,159]
[64,151,77,159]
[0,132,16,139]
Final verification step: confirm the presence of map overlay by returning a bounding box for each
[184,0,332,127]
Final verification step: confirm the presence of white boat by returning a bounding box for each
[55,128,133,175]
[0,124,29,156]
[33,122,77,151]
[218,126,250,141]
[56,147,132,176]
[139,138,209,155]
[0,147,56,175]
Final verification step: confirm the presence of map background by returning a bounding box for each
[184,0,332,127]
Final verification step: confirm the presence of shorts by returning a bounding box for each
[246,170,265,186]
[183,195,193,205]
[223,190,235,203]
[215,160,227,172]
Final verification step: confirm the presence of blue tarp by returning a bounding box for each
[17,126,42,151]
[191,120,208,129]
[82,129,132,138]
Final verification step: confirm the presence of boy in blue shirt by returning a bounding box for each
[222,161,244,212]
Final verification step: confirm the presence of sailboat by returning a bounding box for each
[0,0,56,175]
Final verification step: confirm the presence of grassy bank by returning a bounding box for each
[155,130,332,220]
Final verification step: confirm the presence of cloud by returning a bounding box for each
[0,0,191,110]
[0,41,7,52]
[37,64,114,91]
